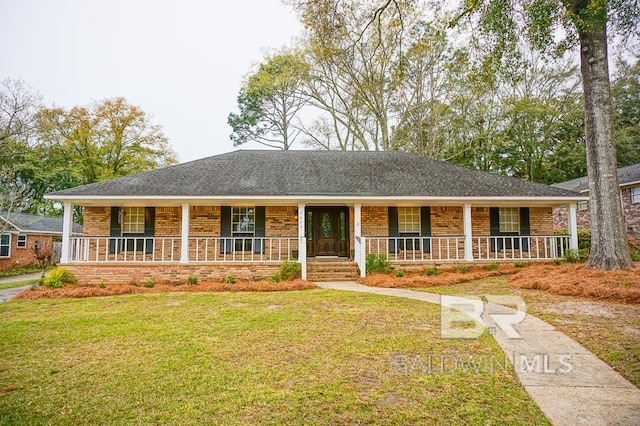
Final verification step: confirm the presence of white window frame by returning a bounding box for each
[16,234,27,249]
[499,207,520,233]
[631,187,640,204]
[577,201,588,211]
[232,207,255,236]
[398,207,421,234]
[0,234,11,258]
[122,207,145,234]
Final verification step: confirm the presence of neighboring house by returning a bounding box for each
[45,150,585,283]
[0,211,82,271]
[553,163,640,238]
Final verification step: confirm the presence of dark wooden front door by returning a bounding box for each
[307,207,349,257]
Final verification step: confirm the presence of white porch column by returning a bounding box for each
[568,203,578,250]
[60,202,73,263]
[354,203,365,277]
[298,204,307,280]
[463,203,474,262]
[180,203,190,263]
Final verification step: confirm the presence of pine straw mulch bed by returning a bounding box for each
[509,262,640,304]
[358,265,522,289]
[14,279,317,300]
[358,262,640,304]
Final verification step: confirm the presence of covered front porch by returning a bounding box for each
[58,200,580,282]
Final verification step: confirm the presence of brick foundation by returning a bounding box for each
[66,263,283,286]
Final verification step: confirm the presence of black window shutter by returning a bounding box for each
[144,207,155,254]
[489,207,501,252]
[220,206,232,254]
[420,207,431,253]
[388,207,398,253]
[520,207,530,251]
[254,206,265,254]
[109,207,120,254]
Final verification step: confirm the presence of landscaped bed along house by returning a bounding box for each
[45,150,585,284]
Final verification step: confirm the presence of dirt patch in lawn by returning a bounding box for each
[14,279,317,300]
[358,265,521,288]
[509,262,640,304]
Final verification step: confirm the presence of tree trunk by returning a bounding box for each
[578,21,634,270]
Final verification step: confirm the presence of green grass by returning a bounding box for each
[0,266,42,279]
[423,277,640,387]
[0,291,548,425]
[0,279,40,290]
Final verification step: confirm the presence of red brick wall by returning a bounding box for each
[553,186,640,238]
[83,207,110,236]
[432,206,463,236]
[0,233,54,271]
[362,206,388,236]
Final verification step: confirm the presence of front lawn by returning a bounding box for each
[0,291,547,425]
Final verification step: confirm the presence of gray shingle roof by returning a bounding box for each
[553,163,640,193]
[48,150,582,199]
[0,211,82,234]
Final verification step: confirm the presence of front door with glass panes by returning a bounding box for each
[306,207,349,257]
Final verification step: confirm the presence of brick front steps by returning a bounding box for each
[307,258,360,282]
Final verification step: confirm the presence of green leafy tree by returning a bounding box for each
[445,0,638,270]
[612,59,640,167]
[228,52,310,150]
[38,97,177,185]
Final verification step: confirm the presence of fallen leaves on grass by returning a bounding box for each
[358,265,521,288]
[509,262,640,304]
[14,279,316,300]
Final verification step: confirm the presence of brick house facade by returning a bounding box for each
[0,212,82,271]
[47,151,584,284]
[553,164,640,238]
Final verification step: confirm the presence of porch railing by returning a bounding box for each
[68,236,298,263]
[364,236,465,262]
[189,237,298,262]
[363,235,570,262]
[473,235,570,261]
[69,236,181,263]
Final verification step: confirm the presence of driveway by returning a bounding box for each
[0,273,42,303]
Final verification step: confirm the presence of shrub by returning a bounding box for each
[564,248,587,263]
[187,275,198,285]
[485,262,499,271]
[425,266,438,276]
[395,270,405,278]
[555,228,592,251]
[279,260,302,281]
[223,275,237,284]
[553,258,563,266]
[43,267,77,288]
[454,265,468,274]
[514,261,526,268]
[143,279,155,288]
[98,282,106,288]
[366,254,391,274]
[628,236,640,261]
[270,272,282,283]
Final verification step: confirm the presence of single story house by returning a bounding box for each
[45,150,585,283]
[0,211,82,271]
[553,163,640,238]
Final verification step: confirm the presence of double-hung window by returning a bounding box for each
[17,235,27,249]
[0,234,10,258]
[499,207,520,233]
[398,207,421,251]
[632,187,640,204]
[232,207,255,251]
[122,207,145,234]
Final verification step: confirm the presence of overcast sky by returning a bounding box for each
[0,0,303,162]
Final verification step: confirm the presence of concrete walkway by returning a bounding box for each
[315,281,640,426]
[0,273,41,303]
